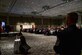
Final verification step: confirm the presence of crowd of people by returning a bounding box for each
[22,12,82,55]
[0,12,82,55]
[18,12,82,55]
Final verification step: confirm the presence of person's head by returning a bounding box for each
[66,12,78,26]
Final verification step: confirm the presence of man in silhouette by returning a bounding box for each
[19,33,31,55]
[54,12,82,55]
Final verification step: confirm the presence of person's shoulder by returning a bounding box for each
[79,28,82,33]
[80,28,82,31]
[56,28,67,36]
[60,28,68,33]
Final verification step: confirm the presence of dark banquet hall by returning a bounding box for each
[0,0,82,55]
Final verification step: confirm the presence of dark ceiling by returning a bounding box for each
[0,0,82,16]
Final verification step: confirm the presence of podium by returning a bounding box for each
[14,39,21,54]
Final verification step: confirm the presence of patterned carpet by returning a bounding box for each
[0,33,57,55]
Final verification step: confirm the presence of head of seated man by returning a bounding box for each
[66,12,78,27]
